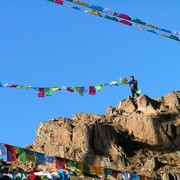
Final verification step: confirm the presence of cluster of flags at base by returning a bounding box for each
[47,0,180,42]
[0,143,158,180]
[0,78,141,98]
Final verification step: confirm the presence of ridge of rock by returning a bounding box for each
[23,91,180,179]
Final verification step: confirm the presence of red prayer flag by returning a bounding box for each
[119,20,132,26]
[4,144,17,162]
[66,87,74,93]
[89,86,96,96]
[55,0,63,4]
[38,88,45,98]
[56,157,67,169]
[118,13,131,21]
[10,84,19,88]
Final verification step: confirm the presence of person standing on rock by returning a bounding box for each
[128,75,139,98]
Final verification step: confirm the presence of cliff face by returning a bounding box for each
[29,91,180,179]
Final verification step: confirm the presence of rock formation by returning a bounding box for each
[23,91,180,179]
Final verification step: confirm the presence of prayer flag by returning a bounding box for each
[55,0,63,5]
[118,13,131,21]
[24,86,32,89]
[90,10,102,17]
[132,18,146,25]
[18,85,25,89]
[105,15,118,22]
[121,78,128,84]
[119,20,132,26]
[89,165,104,176]
[24,150,36,162]
[145,24,158,29]
[74,0,89,7]
[76,87,84,96]
[4,144,17,162]
[109,81,118,86]
[35,153,46,165]
[90,5,103,12]
[67,87,75,93]
[45,155,56,163]
[38,88,45,98]
[103,8,115,16]
[51,87,61,91]
[10,84,19,88]
[160,34,168,37]
[45,88,52,96]
[169,35,179,41]
[95,85,103,91]
[56,157,67,169]
[89,86,96,95]
[0,143,7,156]
[147,29,158,34]
[158,28,171,34]
[136,88,142,95]
[17,147,27,163]
[84,86,89,93]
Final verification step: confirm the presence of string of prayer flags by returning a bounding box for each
[0,142,122,179]
[0,143,158,180]
[0,77,132,98]
[0,142,159,179]
[47,0,180,42]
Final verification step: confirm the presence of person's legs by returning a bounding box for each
[131,89,135,98]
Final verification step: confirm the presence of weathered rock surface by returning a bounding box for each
[19,91,180,179]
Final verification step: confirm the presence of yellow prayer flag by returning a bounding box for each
[25,152,36,162]
[121,78,128,84]
[90,10,102,17]
[145,24,158,29]
[160,34,168,37]
[76,87,83,96]
[89,165,104,175]
[24,86,32,89]
[74,0,89,7]
[51,87,61,91]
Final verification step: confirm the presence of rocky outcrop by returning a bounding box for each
[163,91,180,113]
[25,91,180,179]
[114,92,180,149]
[32,120,128,170]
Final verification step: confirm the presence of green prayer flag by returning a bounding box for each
[132,18,146,25]
[45,88,52,96]
[17,147,27,163]
[103,168,108,178]
[95,85,103,91]
[18,86,25,89]
[169,35,180,41]
[48,0,54,2]
[136,88,142,95]
[104,15,118,22]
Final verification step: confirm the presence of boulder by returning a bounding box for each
[136,94,159,114]
[163,91,180,113]
[144,157,160,171]
[117,96,136,113]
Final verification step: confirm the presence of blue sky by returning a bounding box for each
[0,0,180,148]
